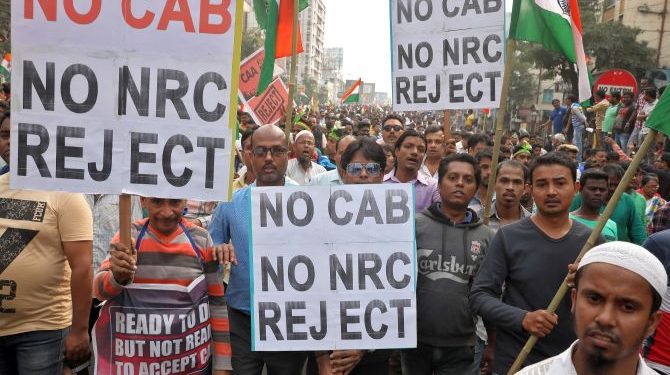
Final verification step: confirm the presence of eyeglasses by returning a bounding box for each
[383,125,403,132]
[345,163,382,177]
[253,146,288,158]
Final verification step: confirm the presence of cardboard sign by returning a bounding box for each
[239,48,284,100]
[248,78,289,125]
[250,185,417,351]
[10,0,243,200]
[391,0,505,111]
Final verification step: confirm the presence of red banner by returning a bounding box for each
[239,49,265,100]
[248,78,289,125]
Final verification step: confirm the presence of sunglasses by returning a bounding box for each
[383,125,403,132]
[346,163,382,177]
[253,146,288,157]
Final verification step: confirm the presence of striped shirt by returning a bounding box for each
[94,218,231,370]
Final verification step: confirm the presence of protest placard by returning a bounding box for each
[93,276,213,375]
[10,0,243,200]
[391,0,505,111]
[248,78,289,126]
[239,48,284,101]
[250,184,417,351]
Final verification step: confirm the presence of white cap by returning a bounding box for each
[294,130,314,142]
[579,241,667,298]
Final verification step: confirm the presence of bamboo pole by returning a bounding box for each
[482,39,516,225]
[506,129,659,374]
[443,109,451,140]
[118,194,132,250]
[283,0,300,146]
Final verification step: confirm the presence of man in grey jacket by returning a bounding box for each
[470,152,605,374]
[402,153,495,374]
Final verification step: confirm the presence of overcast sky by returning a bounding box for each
[323,0,513,95]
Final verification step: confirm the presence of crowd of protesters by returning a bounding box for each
[2,75,670,375]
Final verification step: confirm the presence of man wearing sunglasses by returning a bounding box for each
[209,125,305,374]
[312,138,391,375]
[377,113,405,146]
[384,130,441,213]
[310,135,357,186]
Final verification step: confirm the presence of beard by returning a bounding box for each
[584,348,616,372]
[298,154,312,169]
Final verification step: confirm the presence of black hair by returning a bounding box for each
[423,124,444,137]
[475,149,493,164]
[382,143,395,156]
[595,89,607,99]
[467,133,488,151]
[496,159,528,181]
[574,267,663,314]
[660,152,670,166]
[529,151,577,183]
[394,129,426,152]
[240,125,260,148]
[579,168,609,187]
[606,152,620,162]
[645,88,657,99]
[438,153,481,188]
[340,138,387,173]
[583,159,601,170]
[382,113,405,127]
[603,163,625,179]
[0,110,9,125]
[610,92,622,100]
[566,94,578,103]
[641,173,660,186]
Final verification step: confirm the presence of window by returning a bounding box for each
[542,89,554,104]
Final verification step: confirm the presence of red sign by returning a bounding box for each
[594,69,638,97]
[239,49,265,100]
[248,78,289,125]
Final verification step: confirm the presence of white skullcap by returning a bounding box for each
[579,241,667,298]
[294,130,314,142]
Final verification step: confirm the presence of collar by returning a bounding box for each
[0,164,8,175]
[538,340,654,375]
[250,177,299,188]
[384,168,432,186]
[490,200,531,220]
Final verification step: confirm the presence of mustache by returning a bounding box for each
[585,326,620,344]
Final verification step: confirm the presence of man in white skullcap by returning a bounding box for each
[517,241,666,375]
[286,130,325,184]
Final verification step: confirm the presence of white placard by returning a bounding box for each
[250,184,417,351]
[391,0,506,111]
[10,0,242,200]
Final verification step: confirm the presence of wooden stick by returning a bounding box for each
[283,0,300,146]
[443,109,451,140]
[482,39,516,225]
[118,194,132,250]
[506,128,659,374]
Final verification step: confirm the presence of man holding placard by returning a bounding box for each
[209,125,305,374]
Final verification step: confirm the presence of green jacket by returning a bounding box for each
[569,192,647,245]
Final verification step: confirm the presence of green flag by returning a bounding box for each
[645,91,670,136]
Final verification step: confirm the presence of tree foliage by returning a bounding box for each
[584,22,655,77]
[509,42,540,110]
[241,28,264,60]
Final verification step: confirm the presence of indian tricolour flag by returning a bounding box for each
[255,0,309,95]
[0,53,10,74]
[509,0,591,101]
[341,79,362,104]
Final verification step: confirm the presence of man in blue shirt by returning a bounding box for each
[543,99,567,135]
[209,125,305,374]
